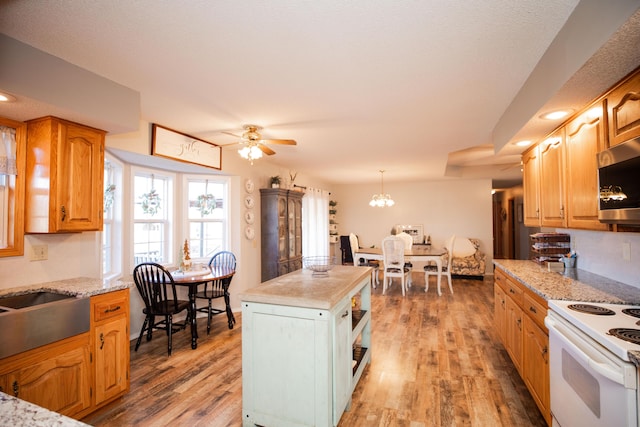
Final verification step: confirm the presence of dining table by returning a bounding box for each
[170,266,234,349]
[354,245,448,295]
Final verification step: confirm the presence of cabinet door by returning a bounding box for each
[94,315,129,405]
[607,71,640,147]
[565,104,608,230]
[333,301,352,424]
[92,289,130,407]
[523,316,551,426]
[522,146,541,226]
[494,284,506,344]
[505,297,524,376]
[57,121,105,231]
[539,130,566,227]
[1,336,91,417]
[277,195,287,261]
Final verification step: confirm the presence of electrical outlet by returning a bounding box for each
[31,244,48,261]
[623,242,631,262]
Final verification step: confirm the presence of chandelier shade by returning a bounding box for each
[369,170,394,207]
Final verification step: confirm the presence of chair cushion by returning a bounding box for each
[452,237,477,258]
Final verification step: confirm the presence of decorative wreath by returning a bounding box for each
[104,184,116,213]
[140,188,161,216]
[196,193,217,216]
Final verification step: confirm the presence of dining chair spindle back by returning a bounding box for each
[195,251,237,333]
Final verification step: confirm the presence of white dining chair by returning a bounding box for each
[382,235,411,296]
[424,235,455,295]
[396,232,414,285]
[349,233,380,287]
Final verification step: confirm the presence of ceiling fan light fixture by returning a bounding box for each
[238,143,263,165]
[369,170,394,207]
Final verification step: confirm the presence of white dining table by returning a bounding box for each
[354,245,447,295]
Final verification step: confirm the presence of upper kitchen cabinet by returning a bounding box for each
[565,103,608,231]
[0,117,26,257]
[607,70,640,147]
[522,145,541,227]
[25,117,105,233]
[539,129,566,228]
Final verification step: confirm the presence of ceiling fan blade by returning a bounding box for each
[258,143,276,155]
[262,139,297,145]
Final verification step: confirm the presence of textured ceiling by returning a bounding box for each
[1,0,639,187]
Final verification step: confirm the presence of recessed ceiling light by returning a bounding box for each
[514,140,532,147]
[0,91,17,102]
[540,109,572,120]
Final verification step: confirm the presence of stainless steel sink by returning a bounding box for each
[0,291,74,309]
[0,291,89,359]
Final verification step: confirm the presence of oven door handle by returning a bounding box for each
[545,316,625,386]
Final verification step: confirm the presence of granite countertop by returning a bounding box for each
[0,392,90,426]
[493,259,640,305]
[240,265,372,310]
[0,276,134,299]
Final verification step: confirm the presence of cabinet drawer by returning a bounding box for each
[524,293,547,330]
[504,278,524,307]
[93,291,128,322]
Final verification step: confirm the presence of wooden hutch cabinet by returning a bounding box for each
[260,188,303,282]
[25,116,105,233]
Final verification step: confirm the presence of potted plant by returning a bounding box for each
[270,175,281,188]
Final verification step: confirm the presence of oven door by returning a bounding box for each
[545,312,638,427]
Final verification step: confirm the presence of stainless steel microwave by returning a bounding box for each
[597,137,640,224]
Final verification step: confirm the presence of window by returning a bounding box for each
[184,176,228,261]
[133,168,174,265]
[0,118,25,258]
[102,154,123,279]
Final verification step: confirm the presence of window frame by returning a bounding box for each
[182,174,230,263]
[131,166,175,266]
[0,117,26,258]
[102,153,123,280]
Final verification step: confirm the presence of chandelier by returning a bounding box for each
[238,142,263,165]
[369,170,395,207]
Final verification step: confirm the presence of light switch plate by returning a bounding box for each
[31,244,48,261]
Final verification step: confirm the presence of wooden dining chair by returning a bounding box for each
[195,251,237,333]
[382,236,411,296]
[133,262,190,356]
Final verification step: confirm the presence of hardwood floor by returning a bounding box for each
[82,274,546,427]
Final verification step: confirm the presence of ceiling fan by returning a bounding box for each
[222,124,297,164]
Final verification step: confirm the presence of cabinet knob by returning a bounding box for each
[61,205,66,221]
[12,380,19,397]
[104,305,121,314]
[529,306,537,314]
[100,333,105,350]
[342,310,349,318]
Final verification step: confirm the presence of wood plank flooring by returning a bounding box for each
[82,274,546,427]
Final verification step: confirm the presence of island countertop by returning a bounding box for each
[239,265,372,310]
[0,276,133,299]
[494,259,640,305]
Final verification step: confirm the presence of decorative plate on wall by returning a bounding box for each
[245,211,255,224]
[245,179,255,193]
[245,226,255,240]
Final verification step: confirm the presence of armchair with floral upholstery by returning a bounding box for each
[450,237,486,278]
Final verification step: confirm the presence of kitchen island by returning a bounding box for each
[240,265,372,427]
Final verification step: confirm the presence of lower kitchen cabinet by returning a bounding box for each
[523,315,550,424]
[0,333,92,417]
[91,288,130,407]
[494,267,550,425]
[0,288,130,420]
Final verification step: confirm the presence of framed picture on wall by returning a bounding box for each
[151,123,222,170]
[395,224,424,244]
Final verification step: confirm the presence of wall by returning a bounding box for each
[559,228,640,287]
[333,178,494,274]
